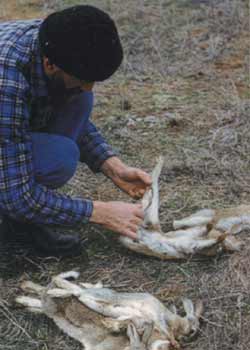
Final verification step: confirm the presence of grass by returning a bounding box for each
[0,0,250,349]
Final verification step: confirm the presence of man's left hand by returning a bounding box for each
[101,157,152,199]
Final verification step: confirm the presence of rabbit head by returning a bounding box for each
[180,299,203,338]
[165,299,203,344]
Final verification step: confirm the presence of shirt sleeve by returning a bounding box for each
[0,92,93,226]
[79,120,117,172]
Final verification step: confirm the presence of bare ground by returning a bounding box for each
[0,0,250,349]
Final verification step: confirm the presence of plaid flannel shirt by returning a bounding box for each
[0,19,116,225]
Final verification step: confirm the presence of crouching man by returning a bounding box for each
[0,5,151,257]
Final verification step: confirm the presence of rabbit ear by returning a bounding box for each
[16,296,42,310]
[52,276,82,296]
[56,271,80,280]
[127,323,141,345]
[21,281,45,294]
[169,304,177,315]
[47,288,75,298]
[194,300,204,319]
[142,322,154,344]
[182,298,195,316]
[80,281,103,289]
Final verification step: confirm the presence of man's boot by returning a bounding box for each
[0,216,86,258]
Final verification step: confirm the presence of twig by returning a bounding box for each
[0,300,33,341]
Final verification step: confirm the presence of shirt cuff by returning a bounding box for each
[91,148,118,173]
[77,198,94,223]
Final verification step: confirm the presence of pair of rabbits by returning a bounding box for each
[16,271,203,350]
[120,157,249,259]
[16,157,250,349]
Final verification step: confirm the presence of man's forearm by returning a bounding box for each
[101,156,126,179]
[79,121,117,173]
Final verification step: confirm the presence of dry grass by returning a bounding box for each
[0,0,250,349]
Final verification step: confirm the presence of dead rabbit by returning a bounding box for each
[119,157,247,259]
[16,271,203,350]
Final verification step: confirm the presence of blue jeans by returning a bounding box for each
[31,91,93,189]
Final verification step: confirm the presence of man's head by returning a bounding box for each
[39,5,123,98]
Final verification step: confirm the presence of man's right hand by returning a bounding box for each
[89,201,144,240]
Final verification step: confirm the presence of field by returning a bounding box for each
[0,0,250,349]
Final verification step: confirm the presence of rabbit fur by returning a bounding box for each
[16,271,203,350]
[119,157,247,259]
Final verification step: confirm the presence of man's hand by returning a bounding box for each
[101,157,152,199]
[89,201,144,239]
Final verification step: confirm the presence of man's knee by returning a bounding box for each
[57,138,80,186]
[31,133,80,189]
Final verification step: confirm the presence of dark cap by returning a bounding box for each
[39,5,123,81]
